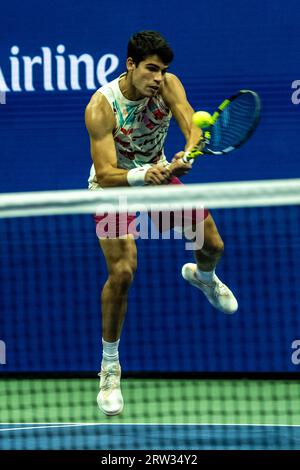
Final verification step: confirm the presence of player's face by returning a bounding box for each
[128,55,169,98]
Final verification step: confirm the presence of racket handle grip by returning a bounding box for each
[182,152,194,164]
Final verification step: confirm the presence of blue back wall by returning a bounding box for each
[0,0,300,372]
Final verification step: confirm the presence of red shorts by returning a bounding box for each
[94,176,209,238]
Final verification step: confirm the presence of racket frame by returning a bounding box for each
[183,89,261,162]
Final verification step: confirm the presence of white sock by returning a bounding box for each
[196,267,215,284]
[102,338,120,366]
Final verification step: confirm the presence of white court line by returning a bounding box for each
[0,424,85,432]
[0,423,300,433]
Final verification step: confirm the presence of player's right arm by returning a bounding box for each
[85,93,170,187]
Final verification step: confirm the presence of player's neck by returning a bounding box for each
[119,73,144,101]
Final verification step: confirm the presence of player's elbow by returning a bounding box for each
[95,170,109,187]
[95,169,115,188]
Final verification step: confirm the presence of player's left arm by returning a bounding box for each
[161,73,202,175]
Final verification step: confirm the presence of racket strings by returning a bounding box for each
[209,94,259,153]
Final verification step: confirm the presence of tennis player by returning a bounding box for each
[85,31,238,416]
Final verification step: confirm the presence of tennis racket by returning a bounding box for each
[183,89,261,163]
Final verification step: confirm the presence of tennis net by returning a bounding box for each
[0,179,300,450]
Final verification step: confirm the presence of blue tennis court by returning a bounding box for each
[1,423,300,450]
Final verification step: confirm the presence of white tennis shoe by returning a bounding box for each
[181,263,238,314]
[97,362,124,416]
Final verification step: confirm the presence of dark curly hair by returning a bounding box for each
[127,31,174,66]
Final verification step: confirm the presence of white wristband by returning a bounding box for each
[127,165,152,186]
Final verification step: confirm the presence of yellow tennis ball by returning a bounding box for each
[192,111,213,129]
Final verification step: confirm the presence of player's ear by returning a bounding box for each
[126,57,135,72]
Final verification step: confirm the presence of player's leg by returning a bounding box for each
[194,212,224,271]
[97,235,137,415]
[182,213,238,314]
[100,235,137,342]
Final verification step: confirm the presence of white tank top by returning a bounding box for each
[88,74,172,189]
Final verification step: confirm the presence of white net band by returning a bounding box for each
[0,178,299,218]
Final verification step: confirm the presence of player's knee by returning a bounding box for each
[204,238,224,257]
[110,261,136,291]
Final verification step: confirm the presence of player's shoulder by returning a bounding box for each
[85,91,115,133]
[162,73,186,95]
[161,73,186,106]
[85,90,111,114]
[163,72,183,89]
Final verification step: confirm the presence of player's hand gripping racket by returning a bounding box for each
[183,89,261,163]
